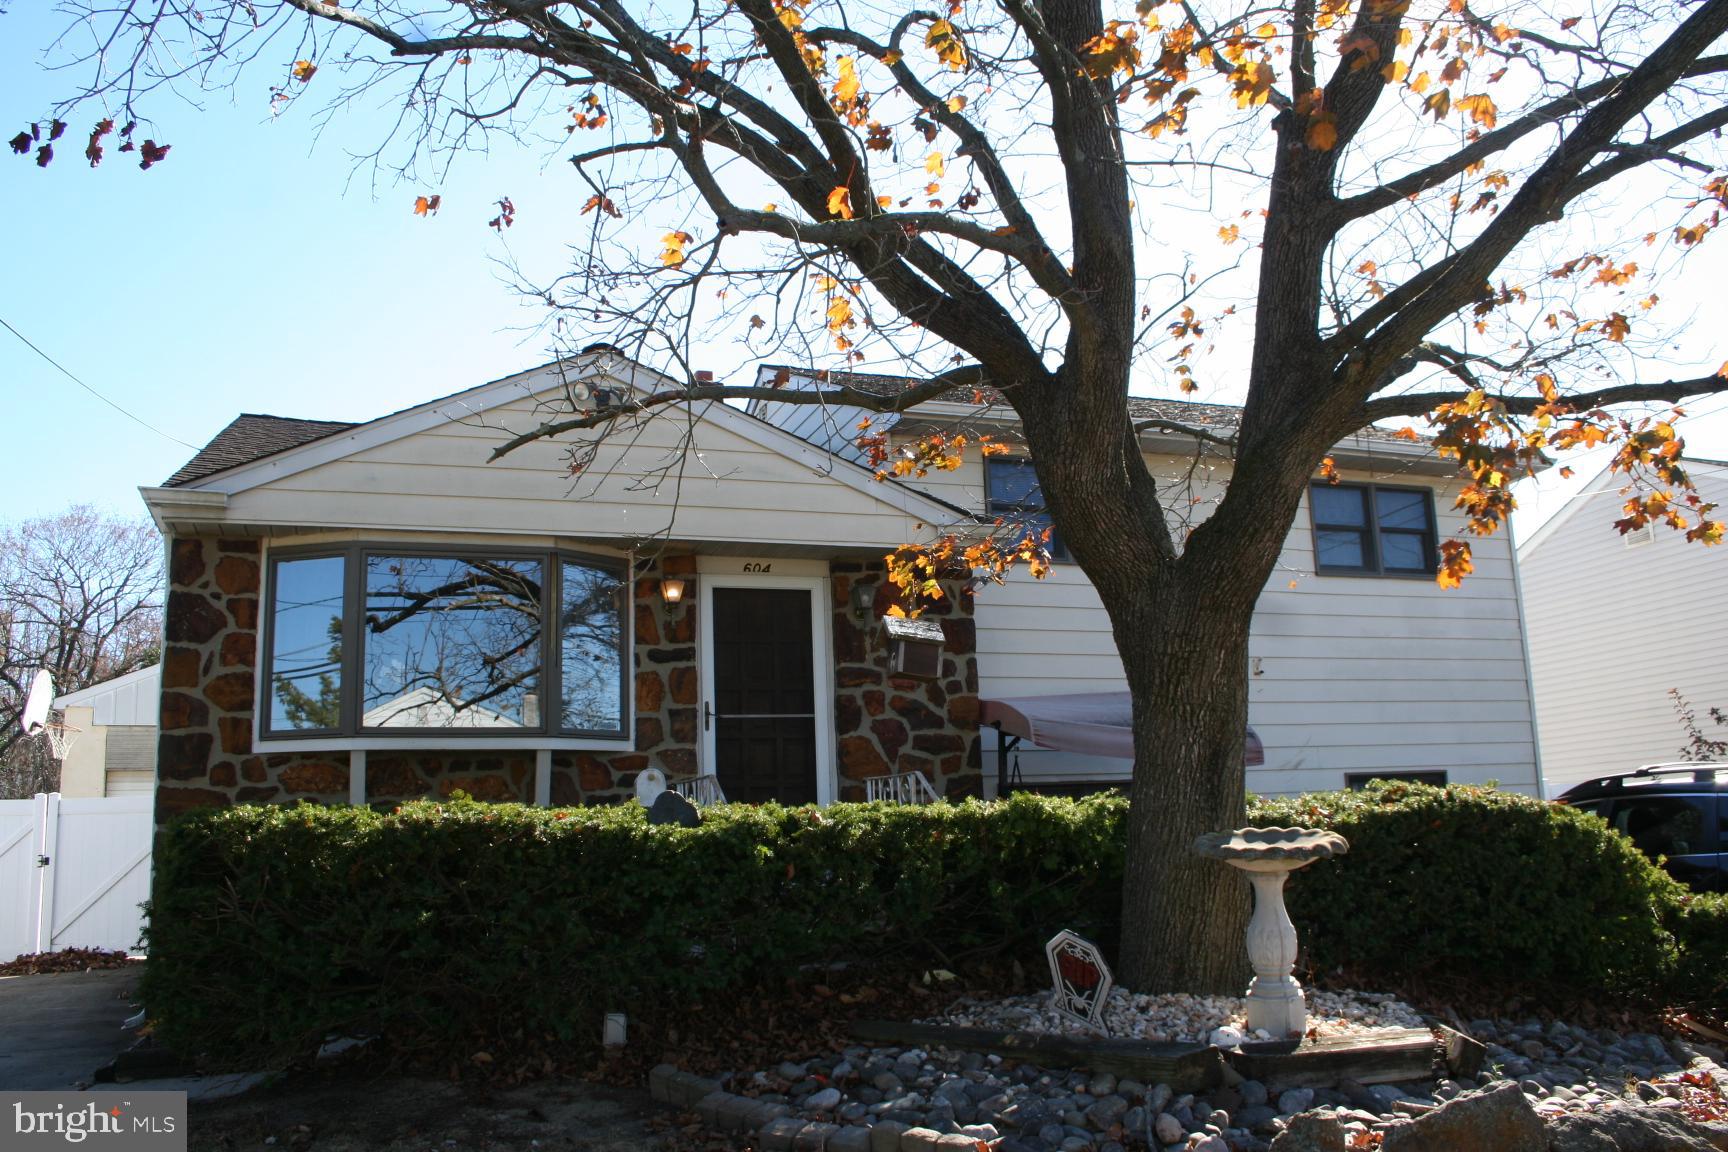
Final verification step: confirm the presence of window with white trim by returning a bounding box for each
[262,547,628,740]
[985,457,1070,562]
[1309,482,1438,576]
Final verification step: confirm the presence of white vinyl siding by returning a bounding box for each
[1519,465,1728,792]
[214,390,941,552]
[914,452,1540,797]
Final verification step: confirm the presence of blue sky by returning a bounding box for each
[3,4,1725,544]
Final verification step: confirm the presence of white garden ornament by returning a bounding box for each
[1192,827,1350,1039]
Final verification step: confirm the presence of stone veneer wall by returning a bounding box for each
[157,540,977,820]
[829,560,982,800]
[157,539,698,823]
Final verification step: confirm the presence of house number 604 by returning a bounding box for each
[741,562,772,572]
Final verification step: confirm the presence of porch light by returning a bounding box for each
[850,581,875,617]
[883,615,945,681]
[660,576,689,605]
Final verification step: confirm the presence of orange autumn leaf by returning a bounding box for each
[1306,114,1338,150]
[827,185,854,220]
[925,151,946,177]
[291,59,317,83]
[412,194,441,216]
[1455,93,1498,128]
[1603,312,1631,342]
[1219,224,1241,244]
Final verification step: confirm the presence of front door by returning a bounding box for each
[707,586,821,804]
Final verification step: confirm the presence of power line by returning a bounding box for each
[0,314,199,449]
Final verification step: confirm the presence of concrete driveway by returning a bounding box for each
[0,967,141,1090]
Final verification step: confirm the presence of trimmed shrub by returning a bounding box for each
[1667,892,1728,1014]
[144,783,1710,1068]
[1252,781,1687,995]
[141,793,1125,1066]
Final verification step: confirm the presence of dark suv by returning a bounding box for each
[1557,764,1726,892]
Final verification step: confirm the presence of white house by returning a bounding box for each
[1518,459,1728,791]
[138,350,1542,823]
[52,665,160,798]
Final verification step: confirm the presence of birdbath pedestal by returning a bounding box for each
[1192,827,1349,1039]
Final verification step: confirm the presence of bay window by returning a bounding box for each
[261,546,627,741]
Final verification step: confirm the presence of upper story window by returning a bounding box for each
[1309,482,1438,577]
[263,547,627,740]
[985,457,1071,562]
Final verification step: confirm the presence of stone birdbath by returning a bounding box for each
[1192,827,1349,1039]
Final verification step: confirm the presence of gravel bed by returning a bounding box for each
[712,1008,1727,1151]
[924,987,1424,1044]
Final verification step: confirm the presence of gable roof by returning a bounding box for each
[755,364,1414,444]
[165,415,357,487]
[146,353,971,536]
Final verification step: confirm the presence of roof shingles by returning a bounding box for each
[163,414,356,487]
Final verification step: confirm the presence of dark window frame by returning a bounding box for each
[984,456,1072,563]
[260,543,630,742]
[1308,481,1440,577]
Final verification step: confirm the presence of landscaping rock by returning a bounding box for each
[870,1120,908,1152]
[1379,1083,1546,1152]
[806,1088,844,1112]
[1277,1089,1315,1116]
[1268,1113,1348,1152]
[1154,1112,1185,1144]
[1544,1108,1728,1151]
[828,1127,872,1152]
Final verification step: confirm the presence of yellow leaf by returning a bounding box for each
[661,230,692,267]
[1409,70,1431,94]
[1455,92,1497,128]
[827,185,854,220]
[833,56,861,104]
[1381,60,1408,84]
[925,151,946,177]
[1425,89,1451,120]
[1219,224,1241,243]
[925,18,968,71]
[946,95,967,113]
[883,49,904,66]
[826,295,853,330]
[291,59,317,83]
[1230,60,1276,108]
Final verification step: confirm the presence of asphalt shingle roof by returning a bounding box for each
[163,414,356,487]
[761,365,1412,443]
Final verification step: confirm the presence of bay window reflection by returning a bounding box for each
[261,546,628,740]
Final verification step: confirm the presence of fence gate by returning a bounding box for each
[0,793,152,963]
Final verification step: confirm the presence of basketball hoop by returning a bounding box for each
[18,668,80,760]
[41,717,82,761]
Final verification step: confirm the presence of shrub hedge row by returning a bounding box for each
[142,783,1717,1067]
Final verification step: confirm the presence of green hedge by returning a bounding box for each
[141,794,1125,1065]
[143,783,1713,1067]
[1254,782,1688,996]
[1668,892,1728,1013]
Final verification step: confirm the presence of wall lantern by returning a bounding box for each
[660,576,690,605]
[883,615,945,681]
[591,384,621,411]
[850,581,875,618]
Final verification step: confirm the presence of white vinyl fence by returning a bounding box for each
[0,793,152,963]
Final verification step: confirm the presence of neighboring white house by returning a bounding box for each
[138,350,1542,822]
[52,665,160,798]
[751,368,1544,797]
[1518,459,1728,792]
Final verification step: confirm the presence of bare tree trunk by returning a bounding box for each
[1116,602,1255,993]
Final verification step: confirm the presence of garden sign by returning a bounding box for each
[1045,929,1113,1033]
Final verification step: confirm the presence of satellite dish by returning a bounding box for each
[634,767,667,806]
[20,669,53,734]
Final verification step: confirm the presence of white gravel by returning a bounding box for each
[925,986,1425,1044]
